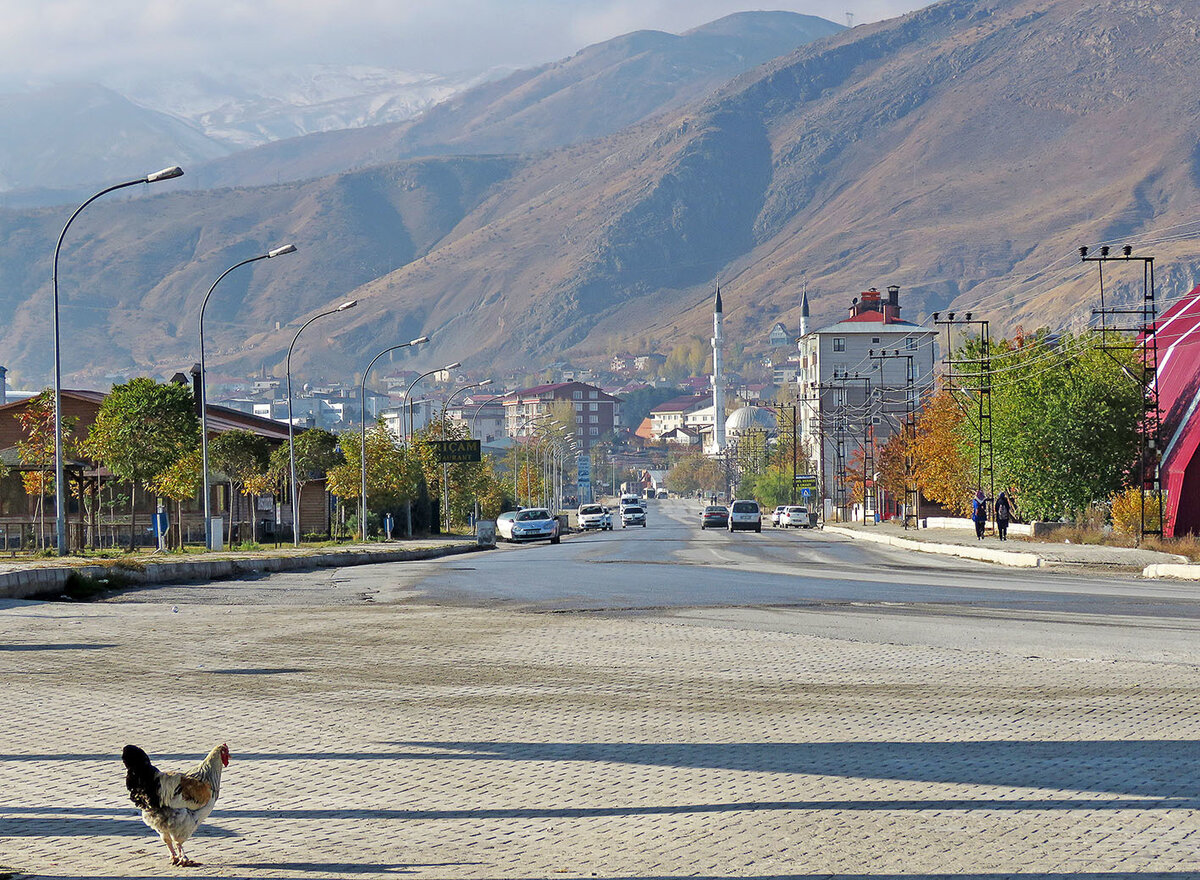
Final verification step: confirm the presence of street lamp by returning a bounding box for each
[199,243,297,550]
[400,362,461,444]
[286,299,357,547]
[358,336,429,542]
[514,413,551,506]
[439,379,492,533]
[51,165,184,555]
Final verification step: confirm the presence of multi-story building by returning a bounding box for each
[501,381,621,451]
[648,394,709,441]
[796,286,936,515]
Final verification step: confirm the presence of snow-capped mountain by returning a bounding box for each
[106,65,502,149]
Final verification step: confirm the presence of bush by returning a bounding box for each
[1111,486,1163,537]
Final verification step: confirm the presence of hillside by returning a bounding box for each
[187,12,844,189]
[3,0,1200,388]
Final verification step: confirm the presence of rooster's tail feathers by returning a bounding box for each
[122,744,161,810]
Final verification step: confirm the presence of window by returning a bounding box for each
[589,390,598,399]
[906,337,918,350]
[589,402,598,411]
[572,390,583,399]
[576,415,584,424]
[576,427,584,435]
[871,337,881,344]
[589,415,598,424]
[574,402,583,412]
[589,426,599,435]
[832,337,846,352]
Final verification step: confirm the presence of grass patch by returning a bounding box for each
[60,569,133,601]
[1016,527,1200,561]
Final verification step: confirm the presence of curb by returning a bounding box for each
[0,542,483,601]
[1142,563,1200,580]
[825,526,1042,568]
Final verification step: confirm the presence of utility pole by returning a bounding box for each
[1081,244,1163,540]
[870,348,919,527]
[934,311,994,522]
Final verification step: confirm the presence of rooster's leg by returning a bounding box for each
[161,833,180,865]
[176,841,201,867]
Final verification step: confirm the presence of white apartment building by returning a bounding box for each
[797,286,936,516]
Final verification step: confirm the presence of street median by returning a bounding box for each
[824,525,1043,567]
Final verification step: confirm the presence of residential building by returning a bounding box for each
[797,285,936,516]
[500,381,621,451]
[648,394,709,441]
[769,322,791,347]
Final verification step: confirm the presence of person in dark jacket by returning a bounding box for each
[972,489,987,539]
[995,490,1012,541]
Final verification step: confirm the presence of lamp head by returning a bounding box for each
[268,244,297,258]
[146,165,184,183]
[410,336,430,345]
[479,379,493,387]
[337,300,357,311]
[444,362,462,370]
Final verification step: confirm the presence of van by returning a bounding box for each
[728,500,762,532]
[619,493,640,509]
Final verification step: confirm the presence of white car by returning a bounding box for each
[577,504,613,530]
[496,508,561,543]
[621,505,647,527]
[771,505,788,527]
[780,505,812,528]
[728,500,762,532]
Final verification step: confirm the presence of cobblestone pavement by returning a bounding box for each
[3,588,1200,879]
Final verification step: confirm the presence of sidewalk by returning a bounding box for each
[827,520,1189,574]
[0,536,482,600]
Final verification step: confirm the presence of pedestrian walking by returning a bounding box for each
[995,490,1012,541]
[972,489,987,540]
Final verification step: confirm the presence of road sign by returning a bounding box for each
[427,439,481,462]
[577,456,592,502]
[794,473,818,491]
[801,487,811,499]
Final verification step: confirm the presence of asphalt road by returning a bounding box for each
[106,499,1200,664]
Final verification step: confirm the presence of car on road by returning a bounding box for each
[577,503,614,531]
[770,505,788,527]
[497,508,561,543]
[700,505,729,529]
[780,505,812,528]
[621,505,647,528]
[728,500,762,532]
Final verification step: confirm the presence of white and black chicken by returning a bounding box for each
[122,743,229,867]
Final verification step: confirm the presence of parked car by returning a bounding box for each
[700,505,729,529]
[771,505,788,527]
[578,503,613,530]
[728,500,762,532]
[780,505,812,528]
[497,508,561,543]
[621,505,647,528]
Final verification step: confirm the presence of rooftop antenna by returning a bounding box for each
[846,11,855,27]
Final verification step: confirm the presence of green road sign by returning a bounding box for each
[428,439,482,463]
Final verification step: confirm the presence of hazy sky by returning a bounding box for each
[0,0,933,84]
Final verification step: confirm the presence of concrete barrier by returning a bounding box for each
[0,542,481,601]
[826,526,1042,567]
[1142,563,1200,580]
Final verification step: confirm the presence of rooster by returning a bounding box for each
[122,743,229,867]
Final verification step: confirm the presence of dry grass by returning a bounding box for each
[1016,527,1200,561]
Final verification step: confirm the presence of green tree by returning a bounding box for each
[268,428,343,539]
[209,429,271,544]
[148,447,202,549]
[14,390,76,549]
[83,378,200,549]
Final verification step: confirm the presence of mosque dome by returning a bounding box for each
[725,405,777,436]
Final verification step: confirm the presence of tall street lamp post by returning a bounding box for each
[51,165,184,555]
[358,336,429,541]
[440,379,492,533]
[286,299,357,547]
[199,244,297,551]
[401,363,461,444]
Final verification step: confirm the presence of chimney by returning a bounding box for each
[190,363,203,417]
[0,365,7,406]
[884,285,901,323]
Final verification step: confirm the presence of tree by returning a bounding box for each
[83,378,200,549]
[13,390,76,549]
[209,430,271,544]
[268,428,343,539]
[148,447,202,549]
[911,388,974,516]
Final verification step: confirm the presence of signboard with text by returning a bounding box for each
[577,455,592,502]
[428,439,482,463]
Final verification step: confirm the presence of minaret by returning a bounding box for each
[712,281,726,452]
[799,281,810,338]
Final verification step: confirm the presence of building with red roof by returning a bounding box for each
[1150,285,1200,535]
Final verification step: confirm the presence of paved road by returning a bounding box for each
[4,498,1200,878]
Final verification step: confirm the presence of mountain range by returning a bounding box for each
[2,1,1199,390]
